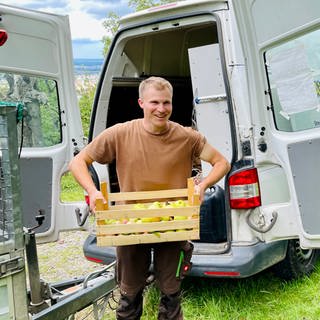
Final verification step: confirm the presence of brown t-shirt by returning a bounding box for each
[85,119,206,192]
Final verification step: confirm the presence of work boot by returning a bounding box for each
[116,289,143,320]
[158,291,183,320]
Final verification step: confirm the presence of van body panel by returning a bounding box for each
[232,0,320,248]
[119,0,228,28]
[0,4,85,242]
[83,233,288,278]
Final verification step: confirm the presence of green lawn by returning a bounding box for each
[61,176,320,320]
[60,172,84,202]
[141,265,320,320]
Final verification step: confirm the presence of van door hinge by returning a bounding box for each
[0,256,24,278]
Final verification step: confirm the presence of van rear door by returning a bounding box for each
[0,4,85,242]
[233,0,320,248]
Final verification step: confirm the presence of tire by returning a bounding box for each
[272,239,320,280]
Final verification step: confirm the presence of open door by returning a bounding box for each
[0,4,85,242]
[232,0,320,248]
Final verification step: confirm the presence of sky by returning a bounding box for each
[0,0,133,59]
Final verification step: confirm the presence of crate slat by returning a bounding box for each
[96,205,199,220]
[108,188,188,202]
[97,219,198,235]
[97,229,199,246]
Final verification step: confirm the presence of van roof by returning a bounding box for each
[119,0,228,28]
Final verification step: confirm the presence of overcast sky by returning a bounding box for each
[0,0,133,59]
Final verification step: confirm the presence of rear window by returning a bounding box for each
[0,73,62,147]
[265,28,320,132]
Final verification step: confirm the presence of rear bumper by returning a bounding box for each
[83,234,288,278]
[83,234,116,265]
[190,240,288,278]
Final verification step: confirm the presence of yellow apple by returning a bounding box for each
[141,217,161,223]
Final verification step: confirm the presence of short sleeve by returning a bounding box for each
[84,124,121,164]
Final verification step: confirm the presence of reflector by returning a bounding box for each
[0,29,8,46]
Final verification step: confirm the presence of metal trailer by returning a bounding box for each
[0,103,117,320]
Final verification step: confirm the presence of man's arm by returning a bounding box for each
[68,149,106,212]
[197,142,231,202]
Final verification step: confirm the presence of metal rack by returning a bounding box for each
[0,103,117,319]
[0,103,28,319]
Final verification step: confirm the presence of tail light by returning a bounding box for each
[228,168,261,209]
[0,29,8,46]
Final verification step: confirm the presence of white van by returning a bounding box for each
[1,0,320,281]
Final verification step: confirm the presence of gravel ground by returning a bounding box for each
[37,230,101,282]
[36,230,118,319]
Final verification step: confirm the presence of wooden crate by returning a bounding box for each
[95,178,200,246]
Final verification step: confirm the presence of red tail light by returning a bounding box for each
[0,29,8,46]
[228,168,261,209]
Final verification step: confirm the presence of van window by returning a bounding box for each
[0,73,62,147]
[265,28,320,132]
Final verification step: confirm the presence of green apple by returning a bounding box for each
[104,218,118,224]
[174,216,187,220]
[148,201,162,209]
[133,203,147,209]
[174,200,186,207]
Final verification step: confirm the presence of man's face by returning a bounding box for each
[138,86,172,134]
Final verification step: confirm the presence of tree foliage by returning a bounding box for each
[78,79,96,138]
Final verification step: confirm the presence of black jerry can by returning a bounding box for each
[196,185,227,243]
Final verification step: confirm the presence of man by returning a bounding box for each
[69,76,230,319]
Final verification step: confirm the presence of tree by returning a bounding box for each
[102,0,177,56]
[102,12,120,57]
[77,78,96,138]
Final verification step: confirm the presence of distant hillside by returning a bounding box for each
[73,58,104,75]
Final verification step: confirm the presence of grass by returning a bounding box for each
[60,172,84,202]
[59,178,320,320]
[138,265,320,320]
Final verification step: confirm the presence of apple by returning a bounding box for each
[141,217,161,223]
[148,201,162,209]
[120,218,129,224]
[105,219,119,224]
[133,203,147,209]
[173,200,186,207]
[174,215,187,220]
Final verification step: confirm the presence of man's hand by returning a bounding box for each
[195,182,207,204]
[198,142,231,202]
[88,189,107,213]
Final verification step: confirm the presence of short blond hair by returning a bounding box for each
[139,76,173,99]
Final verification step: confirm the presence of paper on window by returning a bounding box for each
[269,44,319,115]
